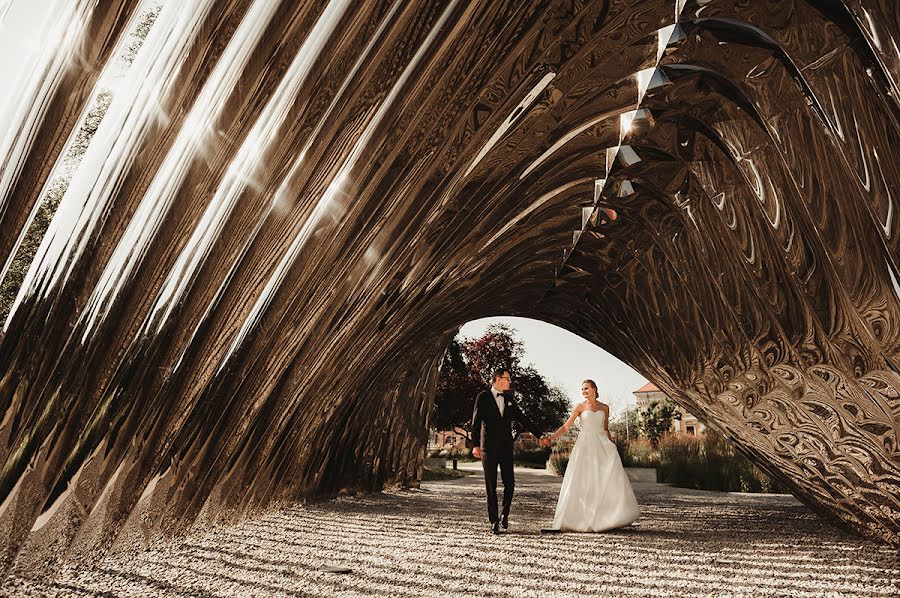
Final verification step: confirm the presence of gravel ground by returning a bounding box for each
[4,464,898,597]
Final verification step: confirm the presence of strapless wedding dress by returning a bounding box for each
[552,409,640,531]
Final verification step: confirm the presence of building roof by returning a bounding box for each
[634,382,660,393]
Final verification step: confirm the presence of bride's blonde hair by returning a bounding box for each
[582,379,598,397]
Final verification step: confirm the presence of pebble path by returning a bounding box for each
[4,464,898,597]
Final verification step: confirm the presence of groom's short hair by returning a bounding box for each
[492,368,509,381]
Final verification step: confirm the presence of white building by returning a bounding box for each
[633,383,705,435]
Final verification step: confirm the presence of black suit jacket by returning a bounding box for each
[470,389,543,454]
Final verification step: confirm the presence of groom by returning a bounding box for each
[471,368,550,534]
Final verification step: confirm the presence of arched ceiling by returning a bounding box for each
[0,0,897,577]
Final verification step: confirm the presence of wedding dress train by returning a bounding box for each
[552,409,640,531]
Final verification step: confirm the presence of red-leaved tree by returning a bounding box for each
[431,324,570,443]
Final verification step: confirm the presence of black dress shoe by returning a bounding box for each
[500,515,509,529]
[491,521,501,535]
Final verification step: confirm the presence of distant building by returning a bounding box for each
[632,382,706,435]
[427,429,468,450]
[429,430,548,451]
[513,431,540,450]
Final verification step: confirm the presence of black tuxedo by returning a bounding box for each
[470,388,543,524]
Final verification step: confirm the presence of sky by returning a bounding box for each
[0,1,47,121]
[0,1,145,134]
[459,316,648,419]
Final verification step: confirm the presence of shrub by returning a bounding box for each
[657,433,706,489]
[547,442,573,476]
[613,433,628,462]
[422,467,473,481]
[612,432,785,493]
[547,453,569,476]
[619,438,659,468]
[640,400,681,447]
[514,446,551,466]
[654,431,785,493]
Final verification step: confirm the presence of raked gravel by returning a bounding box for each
[3,464,898,597]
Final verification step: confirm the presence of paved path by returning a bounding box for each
[4,465,898,597]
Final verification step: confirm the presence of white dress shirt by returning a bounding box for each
[491,387,505,417]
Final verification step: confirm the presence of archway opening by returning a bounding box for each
[425,316,787,498]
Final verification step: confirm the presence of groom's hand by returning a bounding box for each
[472,447,482,459]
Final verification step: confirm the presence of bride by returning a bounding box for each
[545,379,640,531]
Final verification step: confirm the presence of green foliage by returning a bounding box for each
[513,446,551,467]
[608,406,640,440]
[431,339,482,439]
[547,442,572,476]
[640,400,681,447]
[432,324,570,441]
[427,447,474,461]
[548,454,568,476]
[510,370,569,441]
[0,2,160,324]
[0,89,113,324]
[613,432,785,493]
[547,440,574,476]
[687,431,785,493]
[615,437,659,468]
[0,193,59,323]
[658,434,703,486]
[118,3,163,67]
[422,467,473,481]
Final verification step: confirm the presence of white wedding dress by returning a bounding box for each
[552,409,641,531]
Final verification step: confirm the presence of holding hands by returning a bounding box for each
[473,438,550,458]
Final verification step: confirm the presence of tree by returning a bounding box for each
[510,369,570,441]
[609,406,641,440]
[640,400,682,447]
[431,324,570,443]
[463,323,524,382]
[431,339,482,440]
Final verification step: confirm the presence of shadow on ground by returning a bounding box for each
[3,466,898,597]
